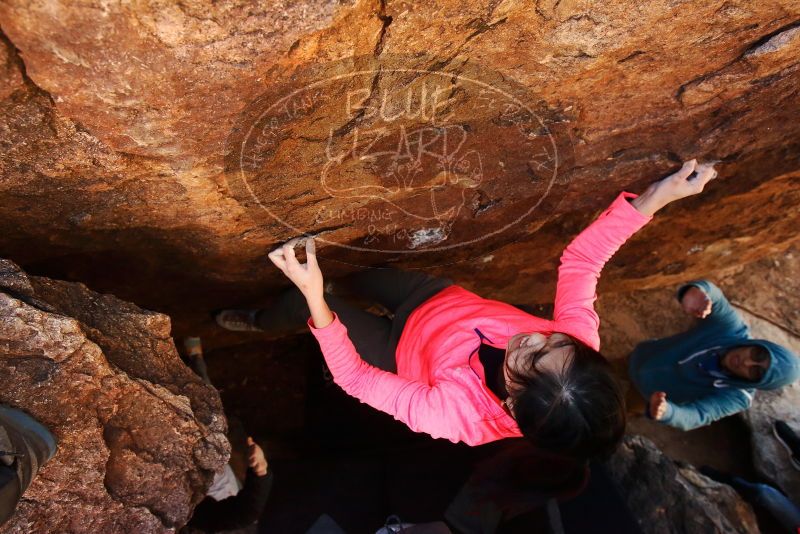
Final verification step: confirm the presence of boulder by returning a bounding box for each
[1,2,798,529]
[607,435,759,534]
[0,1,799,316]
[0,259,229,533]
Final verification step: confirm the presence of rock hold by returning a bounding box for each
[745,22,800,57]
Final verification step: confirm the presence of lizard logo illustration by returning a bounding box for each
[226,55,565,262]
[320,123,484,236]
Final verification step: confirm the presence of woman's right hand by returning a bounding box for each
[268,237,324,301]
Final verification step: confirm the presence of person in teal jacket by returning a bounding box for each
[629,279,800,431]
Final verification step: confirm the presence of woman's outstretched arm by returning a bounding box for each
[553,160,717,350]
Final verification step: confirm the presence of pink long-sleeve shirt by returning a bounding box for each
[309,192,652,445]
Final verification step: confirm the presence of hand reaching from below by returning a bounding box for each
[649,391,669,421]
[246,437,268,477]
[681,286,712,319]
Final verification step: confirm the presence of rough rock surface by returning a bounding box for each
[0,0,799,322]
[608,435,759,534]
[720,247,800,342]
[0,259,229,533]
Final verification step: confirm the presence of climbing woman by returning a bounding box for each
[216,159,716,459]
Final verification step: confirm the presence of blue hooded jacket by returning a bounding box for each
[629,279,800,430]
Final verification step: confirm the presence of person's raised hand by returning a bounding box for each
[681,286,712,319]
[657,159,718,201]
[649,391,669,421]
[631,159,718,216]
[268,237,323,301]
[246,437,268,477]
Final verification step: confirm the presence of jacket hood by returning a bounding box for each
[720,339,800,390]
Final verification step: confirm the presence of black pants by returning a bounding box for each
[256,269,452,373]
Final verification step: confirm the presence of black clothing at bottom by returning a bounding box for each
[188,469,274,533]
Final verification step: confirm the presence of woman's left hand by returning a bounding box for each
[268,237,324,301]
[632,159,718,216]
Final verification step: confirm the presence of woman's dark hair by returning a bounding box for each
[507,335,626,460]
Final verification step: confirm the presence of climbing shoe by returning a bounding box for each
[0,405,58,526]
[213,309,264,332]
[183,336,203,357]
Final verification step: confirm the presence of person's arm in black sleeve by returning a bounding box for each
[188,437,272,532]
[188,467,274,532]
